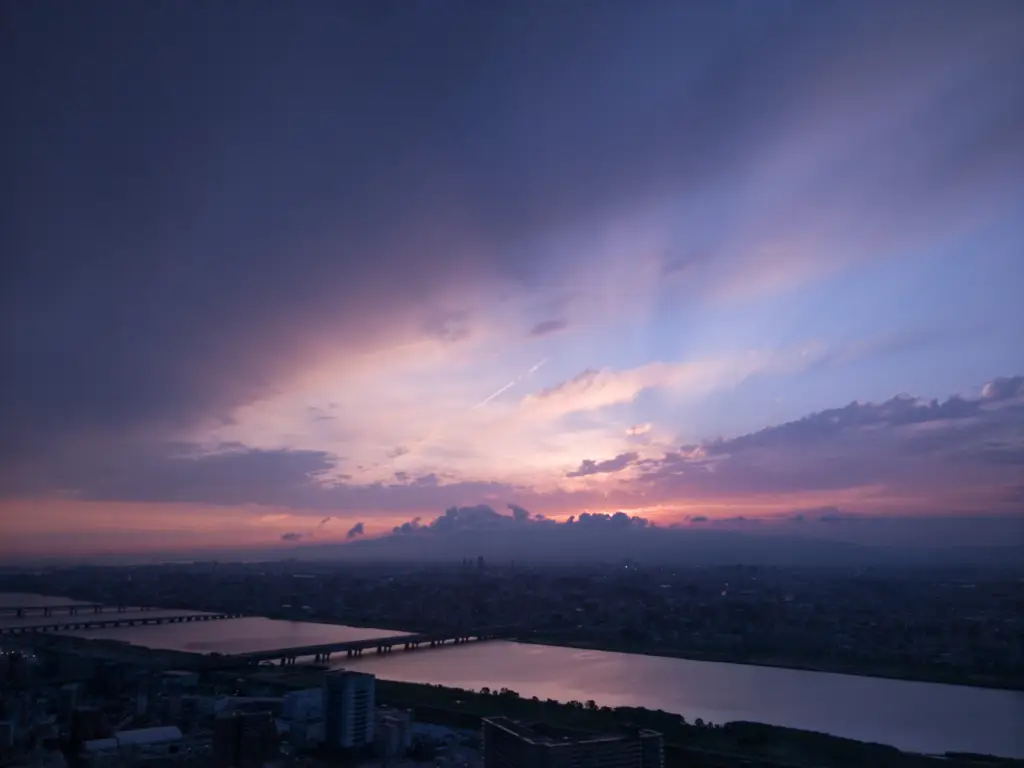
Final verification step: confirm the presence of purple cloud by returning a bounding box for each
[567,452,639,478]
[529,319,568,338]
[638,377,1023,505]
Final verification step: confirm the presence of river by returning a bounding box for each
[48,616,1024,758]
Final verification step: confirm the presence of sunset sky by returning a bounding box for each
[2,1,1022,559]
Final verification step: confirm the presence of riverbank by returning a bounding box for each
[516,634,1024,692]
[371,680,1020,768]
[245,668,1021,768]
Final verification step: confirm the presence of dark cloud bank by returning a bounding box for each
[265,504,1023,569]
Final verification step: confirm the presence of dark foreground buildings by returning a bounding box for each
[483,716,664,768]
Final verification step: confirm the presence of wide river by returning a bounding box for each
[47,615,1023,758]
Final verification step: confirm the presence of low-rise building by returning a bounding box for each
[375,707,412,760]
[81,725,184,768]
[482,717,663,768]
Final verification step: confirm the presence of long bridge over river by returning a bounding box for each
[0,603,161,618]
[205,625,517,668]
[0,611,243,635]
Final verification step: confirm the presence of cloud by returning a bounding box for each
[346,522,365,539]
[347,505,1022,565]
[529,319,568,338]
[982,376,1024,401]
[508,503,532,522]
[384,506,651,539]
[3,1,1021,534]
[392,517,423,535]
[280,532,303,542]
[522,348,830,420]
[567,452,639,478]
[635,376,1024,507]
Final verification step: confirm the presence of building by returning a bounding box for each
[57,683,79,724]
[213,711,279,768]
[70,705,104,748]
[0,720,14,755]
[482,717,663,768]
[322,669,375,750]
[81,726,184,768]
[282,688,322,723]
[374,707,412,760]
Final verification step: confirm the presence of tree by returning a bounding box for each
[585,700,597,710]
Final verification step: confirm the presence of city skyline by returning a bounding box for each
[2,1,1022,558]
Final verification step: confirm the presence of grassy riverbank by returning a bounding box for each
[516,634,1024,691]
[246,669,1020,768]
[370,680,1020,768]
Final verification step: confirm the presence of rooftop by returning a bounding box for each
[484,717,659,747]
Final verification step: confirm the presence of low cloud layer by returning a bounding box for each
[343,504,1022,566]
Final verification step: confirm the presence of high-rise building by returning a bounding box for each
[322,670,375,750]
[482,717,663,768]
[212,711,278,768]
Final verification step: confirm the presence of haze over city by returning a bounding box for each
[2,0,1022,561]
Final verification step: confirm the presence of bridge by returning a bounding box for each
[206,625,517,668]
[0,603,160,618]
[0,612,244,635]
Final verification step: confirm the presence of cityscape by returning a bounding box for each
[0,558,1021,767]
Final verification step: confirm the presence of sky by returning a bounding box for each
[1,0,1022,560]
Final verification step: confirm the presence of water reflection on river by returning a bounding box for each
[62,617,408,655]
[339,640,1024,759]
[43,614,1024,758]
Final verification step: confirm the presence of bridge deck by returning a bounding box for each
[0,611,238,634]
[0,608,210,630]
[213,626,515,665]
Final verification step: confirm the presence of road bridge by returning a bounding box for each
[0,612,243,634]
[0,603,160,618]
[207,625,517,667]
